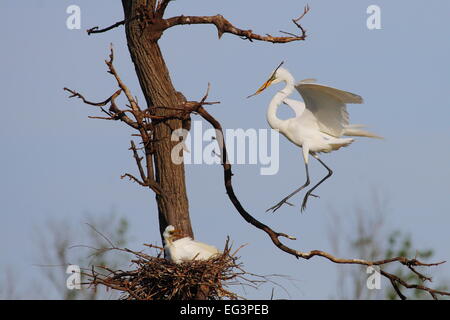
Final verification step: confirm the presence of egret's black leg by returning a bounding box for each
[266,162,311,213]
[301,155,333,212]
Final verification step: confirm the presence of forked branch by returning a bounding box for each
[155,0,173,18]
[162,9,308,43]
[86,4,309,43]
[64,48,217,198]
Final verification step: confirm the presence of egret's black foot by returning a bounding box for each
[266,198,294,213]
[300,193,319,212]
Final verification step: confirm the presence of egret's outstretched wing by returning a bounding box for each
[299,78,317,84]
[295,83,363,137]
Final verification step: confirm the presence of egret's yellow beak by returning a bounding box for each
[247,61,284,99]
[247,79,273,98]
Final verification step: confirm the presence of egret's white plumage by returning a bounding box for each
[163,225,220,264]
[249,64,381,212]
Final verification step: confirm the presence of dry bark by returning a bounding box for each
[122,0,193,239]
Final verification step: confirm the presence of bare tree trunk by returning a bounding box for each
[121,0,193,239]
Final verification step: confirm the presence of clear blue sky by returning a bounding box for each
[1,0,449,299]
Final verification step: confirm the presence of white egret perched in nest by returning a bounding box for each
[248,62,381,212]
[163,225,220,264]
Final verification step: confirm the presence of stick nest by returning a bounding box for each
[85,240,264,300]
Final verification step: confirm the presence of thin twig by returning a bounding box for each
[64,87,140,129]
[105,46,140,112]
[130,140,147,184]
[87,15,140,35]
[120,173,148,187]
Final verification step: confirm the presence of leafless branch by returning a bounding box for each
[87,14,141,35]
[291,5,310,35]
[388,276,407,300]
[162,12,308,43]
[155,0,173,18]
[127,140,163,195]
[120,173,148,187]
[381,270,447,300]
[105,46,140,112]
[87,19,128,35]
[64,87,140,129]
[195,101,450,300]
[143,243,165,251]
[85,222,117,249]
[64,48,219,203]
[63,87,121,107]
[86,4,309,43]
[130,140,147,183]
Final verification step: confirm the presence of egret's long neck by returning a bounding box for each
[163,235,172,245]
[267,76,295,130]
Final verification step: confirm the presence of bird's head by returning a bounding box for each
[247,62,290,98]
[163,225,183,243]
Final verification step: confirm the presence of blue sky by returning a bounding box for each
[1,0,449,299]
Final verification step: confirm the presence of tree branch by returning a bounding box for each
[381,270,448,300]
[65,49,221,201]
[105,46,140,113]
[86,4,309,43]
[130,140,147,183]
[127,140,163,195]
[195,94,450,300]
[87,19,129,35]
[64,87,141,130]
[162,10,308,43]
[155,0,173,19]
[86,10,143,35]
[120,173,147,187]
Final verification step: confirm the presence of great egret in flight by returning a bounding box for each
[163,225,220,264]
[248,63,381,212]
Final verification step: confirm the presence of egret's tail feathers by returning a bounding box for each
[327,137,354,151]
[344,124,383,139]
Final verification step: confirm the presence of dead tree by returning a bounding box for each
[65,1,449,300]
[83,1,307,240]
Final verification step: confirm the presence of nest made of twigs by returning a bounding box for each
[85,240,263,300]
